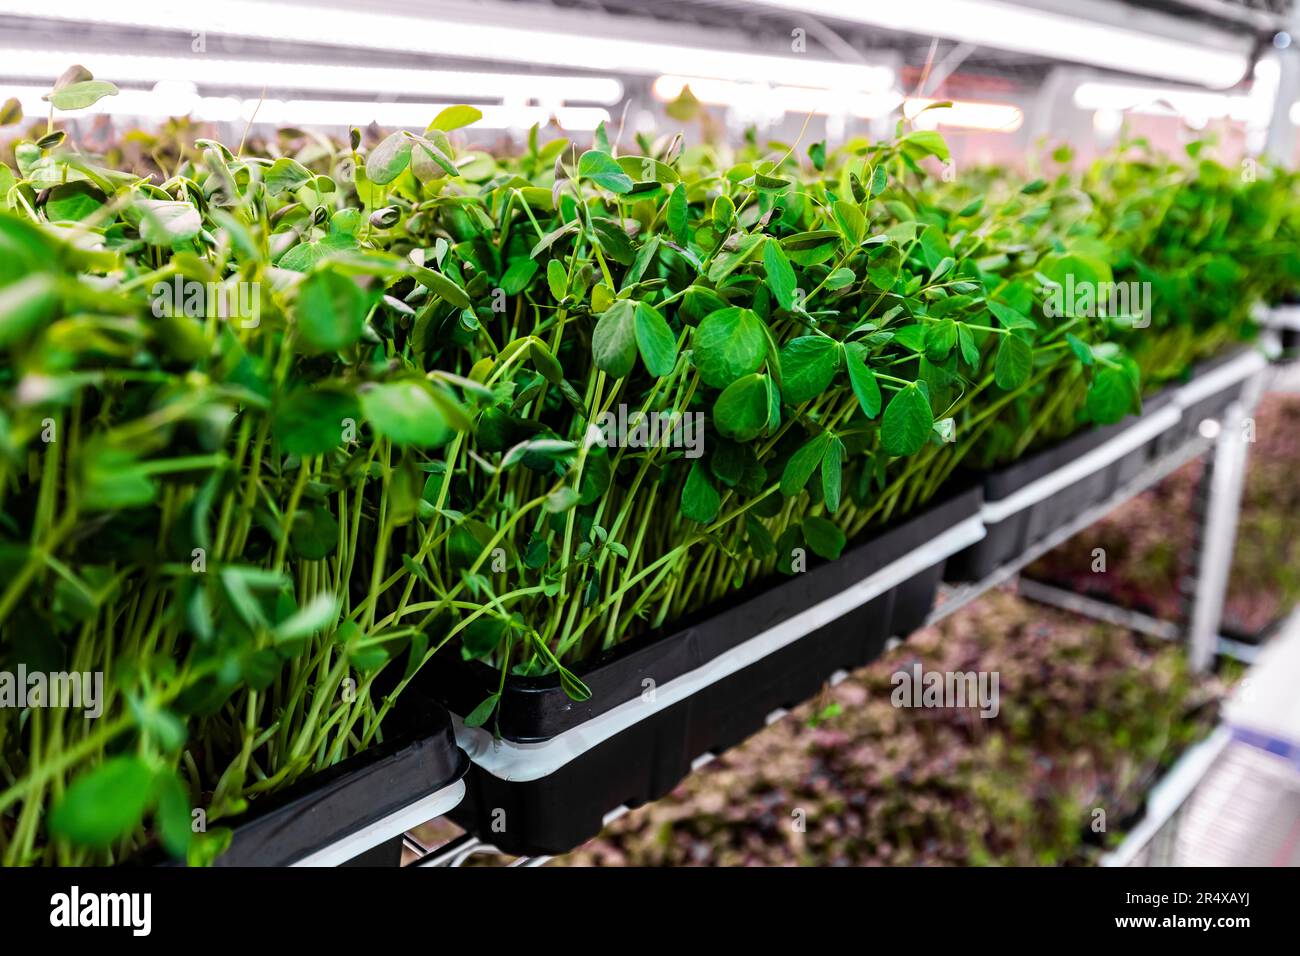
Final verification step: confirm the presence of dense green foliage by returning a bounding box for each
[0,74,1296,863]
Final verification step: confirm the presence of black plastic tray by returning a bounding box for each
[425,487,982,855]
[1152,346,1256,458]
[208,695,468,867]
[946,391,1176,582]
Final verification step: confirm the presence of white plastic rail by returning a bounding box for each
[290,778,467,867]
[980,405,1182,523]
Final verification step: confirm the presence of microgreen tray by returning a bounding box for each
[424,488,982,855]
[208,696,467,867]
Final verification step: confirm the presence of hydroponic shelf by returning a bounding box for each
[432,488,983,855]
[422,346,1272,860]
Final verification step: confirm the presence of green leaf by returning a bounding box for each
[47,757,156,848]
[634,302,677,377]
[411,134,460,179]
[412,267,473,309]
[925,318,957,362]
[1066,332,1094,366]
[274,388,357,456]
[821,436,843,512]
[667,184,689,244]
[780,433,830,497]
[957,323,980,367]
[589,217,634,266]
[693,306,768,388]
[778,336,840,404]
[362,382,456,447]
[592,299,638,377]
[155,771,192,858]
[464,693,500,728]
[296,268,369,351]
[545,485,580,513]
[546,258,567,300]
[290,506,339,560]
[264,156,312,196]
[429,104,483,132]
[577,149,634,194]
[44,79,118,111]
[44,181,103,221]
[500,257,539,295]
[869,165,887,197]
[993,334,1032,390]
[82,448,157,510]
[0,97,21,126]
[1086,367,1139,424]
[832,200,866,246]
[844,345,881,419]
[802,515,846,560]
[274,593,339,643]
[529,338,565,384]
[137,199,201,245]
[899,129,950,163]
[714,373,770,442]
[366,131,412,185]
[763,238,799,310]
[461,617,506,660]
[0,273,58,347]
[680,460,721,523]
[559,666,593,702]
[278,232,357,272]
[880,383,933,457]
[987,299,1035,331]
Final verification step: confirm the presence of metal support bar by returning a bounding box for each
[1186,402,1252,672]
[1018,578,1262,664]
[1016,578,1181,640]
[1265,13,1300,164]
[412,832,490,867]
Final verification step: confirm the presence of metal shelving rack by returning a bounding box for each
[6,0,1284,869]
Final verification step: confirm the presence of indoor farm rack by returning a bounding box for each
[1,74,1298,864]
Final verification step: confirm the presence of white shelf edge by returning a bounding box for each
[290,778,467,867]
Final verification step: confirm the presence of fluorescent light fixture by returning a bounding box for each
[654,78,1022,132]
[1074,81,1264,125]
[1092,108,1124,136]
[755,0,1249,89]
[1,83,610,129]
[0,1,896,92]
[0,48,624,104]
[250,100,609,131]
[653,75,903,120]
[905,98,1024,132]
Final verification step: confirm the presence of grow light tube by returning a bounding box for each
[0,48,624,104]
[754,0,1249,89]
[0,0,897,92]
[652,75,903,119]
[1074,81,1265,125]
[0,84,611,130]
[904,98,1024,131]
[653,79,1024,132]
